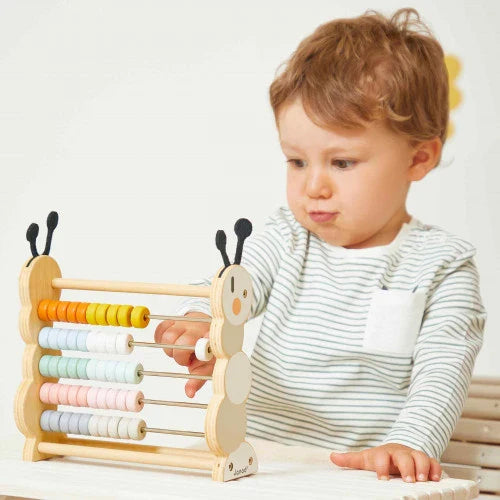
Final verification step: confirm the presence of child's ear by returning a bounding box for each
[407,137,442,182]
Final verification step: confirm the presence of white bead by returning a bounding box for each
[105,332,118,354]
[97,416,111,437]
[195,338,213,362]
[95,331,108,353]
[108,416,121,438]
[88,415,100,436]
[117,417,130,439]
[86,331,99,353]
[128,418,146,441]
[115,333,133,355]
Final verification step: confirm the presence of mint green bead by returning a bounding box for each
[115,361,127,383]
[125,362,143,384]
[66,357,79,379]
[86,359,98,380]
[57,357,70,378]
[48,356,60,378]
[38,355,52,377]
[76,358,89,379]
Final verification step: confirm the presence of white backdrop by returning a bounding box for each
[1,0,498,443]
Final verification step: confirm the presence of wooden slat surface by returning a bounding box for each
[443,440,500,468]
[453,418,500,444]
[463,398,500,420]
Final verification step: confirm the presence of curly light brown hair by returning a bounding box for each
[269,8,449,166]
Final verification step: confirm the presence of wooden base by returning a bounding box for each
[33,437,257,482]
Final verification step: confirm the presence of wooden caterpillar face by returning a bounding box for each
[222,266,252,326]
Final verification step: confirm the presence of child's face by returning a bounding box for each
[278,97,425,249]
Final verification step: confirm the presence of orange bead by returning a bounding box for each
[56,301,70,322]
[66,302,80,323]
[47,300,60,321]
[37,299,51,321]
[76,302,89,324]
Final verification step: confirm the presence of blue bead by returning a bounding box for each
[66,330,79,351]
[77,413,92,436]
[38,327,51,348]
[76,330,89,352]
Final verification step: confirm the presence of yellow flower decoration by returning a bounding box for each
[444,54,462,139]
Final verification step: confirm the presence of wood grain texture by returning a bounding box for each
[15,255,63,462]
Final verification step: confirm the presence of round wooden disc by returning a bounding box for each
[225,352,251,405]
[210,398,246,456]
[221,267,252,326]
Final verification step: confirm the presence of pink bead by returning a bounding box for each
[39,383,53,404]
[96,388,108,409]
[87,386,99,408]
[68,385,80,406]
[126,390,144,412]
[48,383,61,405]
[115,389,128,411]
[77,385,90,407]
[58,384,70,405]
[106,388,118,409]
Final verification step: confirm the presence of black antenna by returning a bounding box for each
[42,211,59,255]
[25,211,59,266]
[233,218,252,265]
[26,223,40,258]
[215,230,231,268]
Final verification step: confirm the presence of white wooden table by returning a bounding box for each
[0,433,479,499]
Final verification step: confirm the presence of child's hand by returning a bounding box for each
[330,443,442,482]
[154,311,214,398]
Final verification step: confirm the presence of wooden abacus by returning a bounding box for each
[14,211,258,482]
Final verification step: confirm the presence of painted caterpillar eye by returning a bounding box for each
[222,268,252,326]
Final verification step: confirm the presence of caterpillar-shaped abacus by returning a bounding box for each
[15,211,258,482]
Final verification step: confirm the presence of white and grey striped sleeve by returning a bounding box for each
[174,210,289,319]
[381,245,487,459]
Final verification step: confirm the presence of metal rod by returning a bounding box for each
[142,427,205,438]
[148,314,211,323]
[140,370,212,381]
[130,341,195,352]
[140,398,208,409]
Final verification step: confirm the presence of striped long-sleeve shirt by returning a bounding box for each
[175,206,487,459]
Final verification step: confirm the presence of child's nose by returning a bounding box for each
[305,166,333,198]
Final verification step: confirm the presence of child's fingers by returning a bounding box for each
[154,320,174,344]
[411,450,431,481]
[158,324,187,357]
[330,450,366,470]
[185,359,215,398]
[373,450,391,480]
[172,331,203,366]
[429,458,442,481]
[392,450,416,482]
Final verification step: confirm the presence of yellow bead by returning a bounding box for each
[86,303,100,325]
[117,305,133,327]
[131,306,150,328]
[96,303,110,326]
[106,304,120,326]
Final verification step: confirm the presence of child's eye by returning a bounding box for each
[286,159,305,168]
[332,159,356,169]
[286,159,356,170]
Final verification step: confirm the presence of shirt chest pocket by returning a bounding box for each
[362,288,427,356]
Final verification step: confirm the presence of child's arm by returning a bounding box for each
[331,243,487,481]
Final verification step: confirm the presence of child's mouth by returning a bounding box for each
[309,212,338,223]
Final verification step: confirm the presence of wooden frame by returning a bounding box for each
[15,254,258,482]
